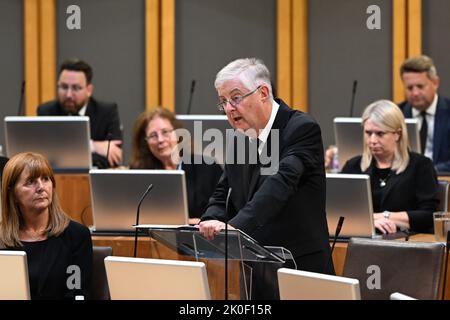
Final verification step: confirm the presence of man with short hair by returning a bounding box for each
[398,55,450,172]
[37,58,122,168]
[199,58,334,299]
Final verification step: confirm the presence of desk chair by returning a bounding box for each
[91,246,113,300]
[277,268,361,300]
[343,238,445,300]
[438,180,449,211]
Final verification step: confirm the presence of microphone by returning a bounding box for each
[105,133,113,168]
[325,216,345,273]
[133,183,154,258]
[224,187,232,300]
[441,230,450,300]
[186,79,196,114]
[17,80,25,116]
[349,80,358,117]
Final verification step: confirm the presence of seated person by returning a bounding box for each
[0,152,93,299]
[129,108,223,225]
[37,58,122,168]
[341,100,439,234]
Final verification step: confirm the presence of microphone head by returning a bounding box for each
[190,79,196,93]
[352,80,358,93]
[336,216,345,235]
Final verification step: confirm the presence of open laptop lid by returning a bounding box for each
[326,173,376,239]
[90,169,189,233]
[4,116,91,172]
[334,117,419,171]
[0,251,31,300]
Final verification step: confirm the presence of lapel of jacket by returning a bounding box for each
[247,99,290,199]
[432,96,446,162]
[402,102,413,118]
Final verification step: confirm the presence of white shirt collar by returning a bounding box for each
[412,94,438,117]
[78,103,88,116]
[258,99,279,146]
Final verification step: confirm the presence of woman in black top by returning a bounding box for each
[341,100,439,234]
[129,108,223,224]
[0,152,92,299]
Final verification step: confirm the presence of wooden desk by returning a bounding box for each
[331,234,450,300]
[92,235,241,300]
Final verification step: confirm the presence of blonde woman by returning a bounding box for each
[342,100,439,234]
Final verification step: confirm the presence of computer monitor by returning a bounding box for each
[104,256,211,300]
[277,268,361,300]
[0,251,31,300]
[4,116,91,171]
[176,115,231,166]
[90,169,189,233]
[326,173,376,238]
[334,117,420,171]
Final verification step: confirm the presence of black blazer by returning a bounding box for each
[10,221,93,300]
[202,99,331,262]
[182,157,223,219]
[37,97,122,168]
[342,152,439,233]
[399,95,450,172]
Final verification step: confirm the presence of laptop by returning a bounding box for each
[176,114,231,166]
[89,169,189,233]
[4,116,91,172]
[105,256,211,300]
[326,173,376,239]
[334,117,420,171]
[277,268,361,300]
[0,251,31,300]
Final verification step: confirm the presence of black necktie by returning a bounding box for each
[420,111,428,154]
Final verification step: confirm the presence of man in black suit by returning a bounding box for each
[199,58,334,299]
[37,59,122,168]
[398,55,450,173]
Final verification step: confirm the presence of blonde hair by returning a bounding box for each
[360,100,410,173]
[0,152,70,248]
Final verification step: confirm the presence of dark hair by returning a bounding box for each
[400,55,438,80]
[129,108,183,169]
[59,58,93,84]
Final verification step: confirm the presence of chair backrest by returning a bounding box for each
[277,268,361,300]
[91,246,113,300]
[105,256,211,300]
[343,238,445,300]
[437,180,449,211]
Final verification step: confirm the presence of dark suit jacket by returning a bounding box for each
[37,97,122,168]
[182,156,223,219]
[399,96,450,172]
[202,99,331,266]
[342,152,439,233]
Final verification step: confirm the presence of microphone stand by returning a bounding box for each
[325,216,345,273]
[441,230,450,300]
[349,80,357,117]
[133,184,154,258]
[186,80,196,114]
[224,188,232,300]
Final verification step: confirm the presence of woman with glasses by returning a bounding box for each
[341,100,439,234]
[130,108,223,224]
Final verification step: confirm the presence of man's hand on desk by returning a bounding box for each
[198,220,235,241]
[92,140,123,167]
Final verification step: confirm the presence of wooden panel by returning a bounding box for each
[24,0,40,116]
[92,235,241,300]
[407,0,422,57]
[161,0,174,111]
[276,0,292,105]
[39,0,56,103]
[292,0,307,111]
[392,0,407,104]
[146,0,160,110]
[54,174,93,226]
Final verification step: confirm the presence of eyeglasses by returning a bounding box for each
[57,84,85,93]
[145,128,174,142]
[217,85,261,112]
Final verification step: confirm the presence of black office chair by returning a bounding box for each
[91,246,113,300]
[437,180,449,211]
[343,238,445,300]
